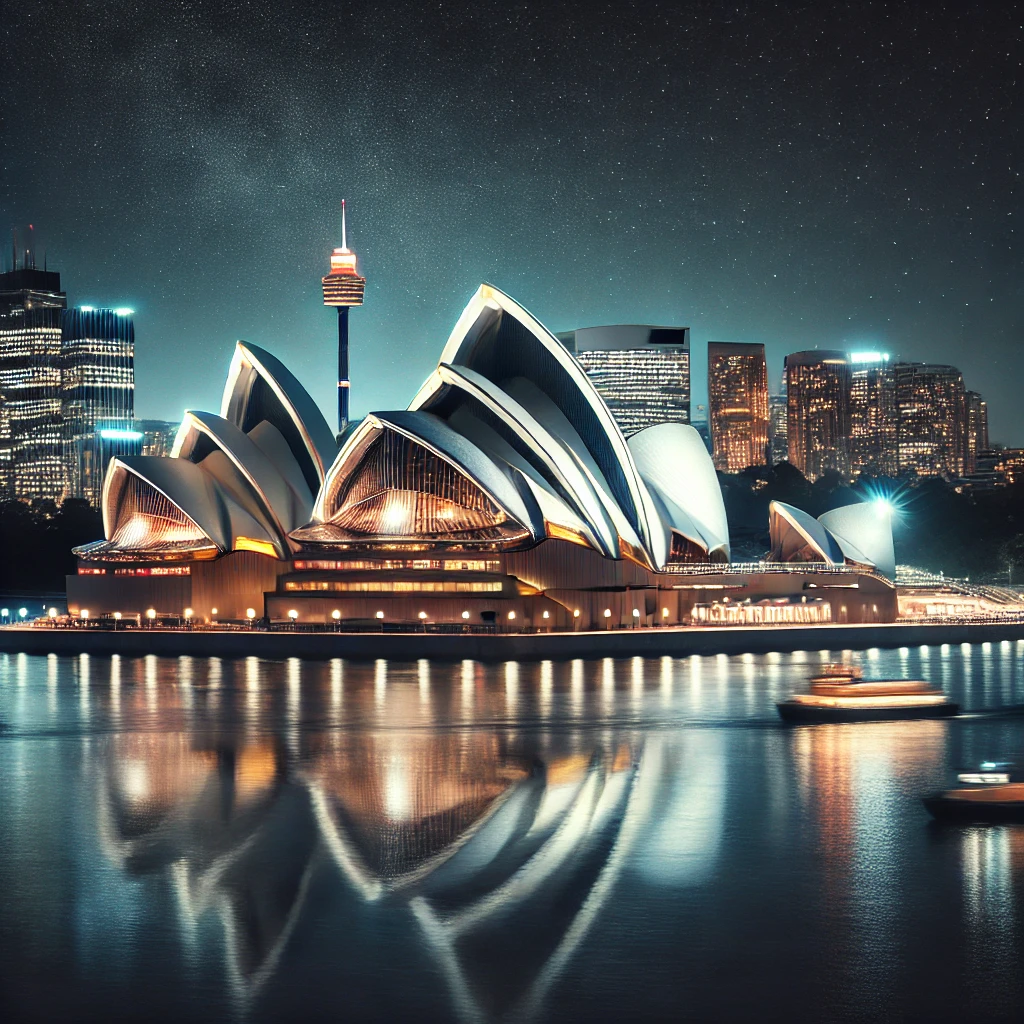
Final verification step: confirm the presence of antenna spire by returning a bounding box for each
[341,199,347,251]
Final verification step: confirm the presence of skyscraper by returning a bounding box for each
[707,342,769,473]
[322,200,365,437]
[784,350,851,481]
[768,392,788,465]
[62,307,138,506]
[965,390,989,474]
[557,325,690,436]
[0,263,67,502]
[894,363,966,478]
[848,352,897,477]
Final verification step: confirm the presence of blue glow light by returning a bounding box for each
[114,307,134,316]
[849,351,890,364]
[99,428,144,441]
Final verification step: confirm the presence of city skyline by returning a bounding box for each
[3,3,1021,443]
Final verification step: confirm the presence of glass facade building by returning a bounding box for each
[894,362,966,478]
[0,267,67,502]
[558,325,690,437]
[965,390,989,475]
[784,351,851,481]
[136,419,180,458]
[848,353,897,477]
[61,308,138,506]
[768,393,788,465]
[707,342,769,473]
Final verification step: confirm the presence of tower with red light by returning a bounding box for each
[322,200,365,435]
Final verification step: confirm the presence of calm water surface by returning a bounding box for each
[3,643,1024,1022]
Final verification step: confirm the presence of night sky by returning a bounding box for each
[3,2,1022,441]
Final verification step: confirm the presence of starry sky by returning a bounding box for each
[3,1,1022,440]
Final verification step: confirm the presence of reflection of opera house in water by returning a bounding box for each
[68,285,897,626]
[96,724,668,1018]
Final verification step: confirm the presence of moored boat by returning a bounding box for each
[923,763,1024,822]
[777,664,958,723]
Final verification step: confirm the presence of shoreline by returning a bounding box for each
[1,620,1023,662]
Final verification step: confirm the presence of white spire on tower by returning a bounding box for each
[341,199,348,252]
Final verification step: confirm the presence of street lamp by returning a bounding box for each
[18,607,27,621]
[632,608,640,628]
[80,609,90,622]
[462,610,470,620]
[373,610,383,619]
[48,607,57,621]
[287,609,299,626]
[246,607,256,629]
[184,607,193,625]
[146,608,156,627]
[113,611,122,630]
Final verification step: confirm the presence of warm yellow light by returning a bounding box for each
[246,607,256,619]
[374,610,384,619]
[508,611,516,620]
[333,609,342,620]
[604,609,611,618]
[632,608,640,617]
[48,607,57,618]
[234,536,278,557]
[184,607,193,619]
[80,609,90,620]
[418,611,427,620]
[573,608,580,617]
[113,611,122,621]
[662,607,669,617]
[542,610,550,619]
[146,608,156,620]
[211,607,218,616]
[287,609,299,620]
[462,611,470,619]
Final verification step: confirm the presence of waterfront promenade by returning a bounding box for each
[4,620,1024,661]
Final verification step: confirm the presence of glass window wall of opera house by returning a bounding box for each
[67,285,897,627]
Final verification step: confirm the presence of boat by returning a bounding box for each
[923,763,1024,822]
[776,664,958,723]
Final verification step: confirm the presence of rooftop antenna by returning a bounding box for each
[341,199,348,251]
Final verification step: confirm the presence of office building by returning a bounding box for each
[768,393,788,465]
[0,265,67,502]
[558,324,690,436]
[322,200,365,436]
[784,351,851,481]
[894,363,966,478]
[62,307,138,506]
[965,390,989,474]
[136,419,180,458]
[707,342,769,472]
[848,352,897,477]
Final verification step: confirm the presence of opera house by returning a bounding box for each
[67,285,898,626]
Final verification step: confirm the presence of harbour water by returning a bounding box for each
[3,643,1024,1022]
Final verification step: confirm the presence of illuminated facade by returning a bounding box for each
[136,419,179,458]
[322,200,365,435]
[707,342,769,472]
[558,325,690,436]
[768,392,788,465]
[848,352,897,477]
[62,307,138,506]
[784,350,851,481]
[0,267,67,502]
[965,390,989,474]
[68,285,896,625]
[894,362,966,478]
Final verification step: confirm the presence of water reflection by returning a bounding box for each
[4,650,1024,1022]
